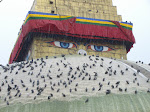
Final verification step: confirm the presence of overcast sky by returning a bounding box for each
[0,0,150,65]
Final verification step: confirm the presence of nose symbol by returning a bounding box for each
[78,49,87,56]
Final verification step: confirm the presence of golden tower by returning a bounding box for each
[31,0,122,21]
[9,0,135,63]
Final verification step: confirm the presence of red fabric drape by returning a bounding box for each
[9,17,135,64]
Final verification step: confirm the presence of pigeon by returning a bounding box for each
[85,98,89,103]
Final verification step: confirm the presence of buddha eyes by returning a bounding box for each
[87,45,113,52]
[50,41,77,49]
[47,41,113,52]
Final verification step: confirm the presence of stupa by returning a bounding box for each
[0,0,149,112]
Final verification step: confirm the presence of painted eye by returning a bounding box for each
[50,41,77,49]
[88,45,113,52]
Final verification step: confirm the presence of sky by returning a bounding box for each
[0,0,150,65]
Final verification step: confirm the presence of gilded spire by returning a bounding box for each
[31,0,122,21]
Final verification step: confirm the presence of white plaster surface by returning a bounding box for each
[0,55,149,107]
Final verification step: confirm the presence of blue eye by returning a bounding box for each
[49,41,77,49]
[94,46,103,52]
[88,45,113,52]
[60,42,69,48]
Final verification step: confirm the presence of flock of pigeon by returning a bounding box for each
[0,55,150,107]
[136,60,150,65]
